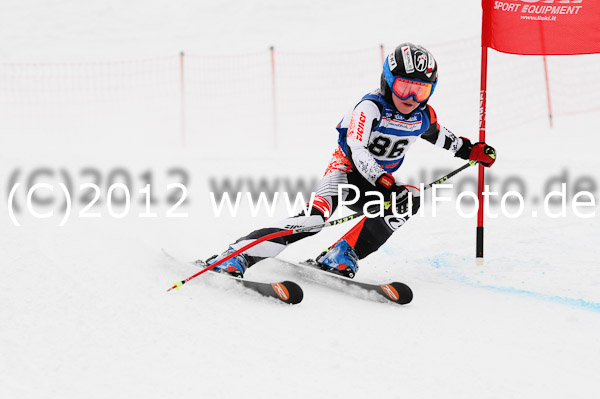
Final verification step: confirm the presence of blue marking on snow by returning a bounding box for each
[430,257,443,269]
[477,285,600,311]
[389,251,600,312]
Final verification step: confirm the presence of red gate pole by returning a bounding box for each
[477,44,488,263]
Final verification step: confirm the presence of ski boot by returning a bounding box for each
[315,239,359,278]
[203,247,249,278]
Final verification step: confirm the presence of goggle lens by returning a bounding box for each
[391,78,433,103]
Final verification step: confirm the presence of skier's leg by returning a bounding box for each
[206,168,349,276]
[316,172,420,277]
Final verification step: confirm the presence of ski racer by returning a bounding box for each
[202,43,497,279]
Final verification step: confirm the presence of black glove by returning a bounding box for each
[376,173,414,214]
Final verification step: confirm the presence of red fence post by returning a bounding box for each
[270,46,278,149]
[542,55,553,128]
[180,51,186,146]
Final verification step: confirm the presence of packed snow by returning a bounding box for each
[1,1,599,399]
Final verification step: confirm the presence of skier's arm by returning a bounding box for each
[421,105,496,167]
[345,100,386,185]
[420,104,464,153]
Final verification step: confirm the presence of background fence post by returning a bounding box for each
[542,55,553,128]
[270,46,278,149]
[180,51,186,146]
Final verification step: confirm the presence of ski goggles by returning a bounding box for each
[383,58,436,103]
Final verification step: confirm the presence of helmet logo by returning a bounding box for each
[414,51,428,72]
[426,51,436,78]
[400,45,415,74]
[388,50,397,71]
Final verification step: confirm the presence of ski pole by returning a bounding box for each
[167,229,295,292]
[167,161,475,292]
[307,160,477,229]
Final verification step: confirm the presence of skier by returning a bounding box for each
[202,43,496,279]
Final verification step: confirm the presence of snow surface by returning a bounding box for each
[1,1,600,399]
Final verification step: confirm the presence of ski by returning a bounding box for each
[192,260,304,305]
[163,249,303,305]
[279,259,413,305]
